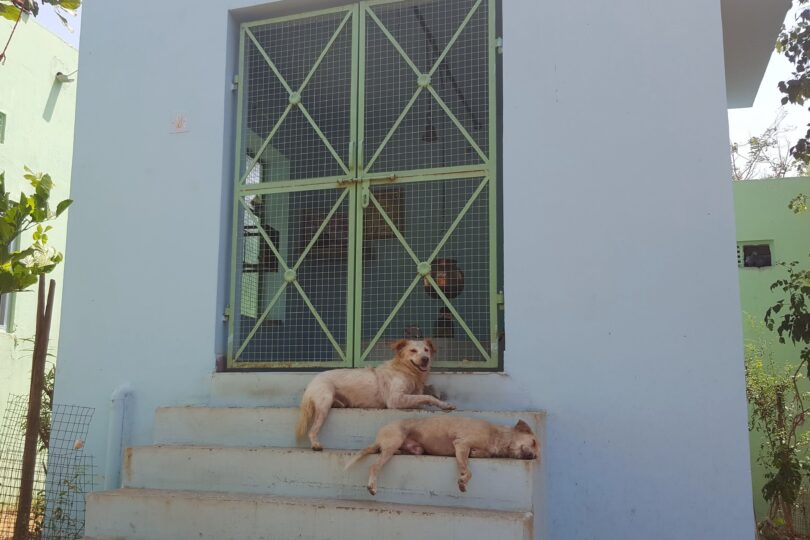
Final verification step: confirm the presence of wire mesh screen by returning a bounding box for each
[792,489,810,537]
[0,395,94,540]
[242,9,355,183]
[230,0,497,368]
[39,452,93,540]
[363,0,490,174]
[235,188,351,364]
[360,177,491,365]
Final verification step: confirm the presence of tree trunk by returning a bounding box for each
[782,499,795,536]
[13,275,55,540]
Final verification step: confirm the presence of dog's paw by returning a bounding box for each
[367,484,377,496]
[311,443,323,451]
[457,479,467,493]
[424,385,447,401]
[440,402,456,411]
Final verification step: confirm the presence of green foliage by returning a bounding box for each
[20,358,57,539]
[31,488,46,539]
[765,261,810,369]
[40,363,53,450]
[757,516,792,540]
[731,112,809,181]
[745,327,810,529]
[778,2,810,164]
[16,333,57,452]
[750,237,810,533]
[0,0,80,27]
[789,193,809,214]
[0,169,72,294]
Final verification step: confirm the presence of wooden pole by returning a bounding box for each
[13,275,56,540]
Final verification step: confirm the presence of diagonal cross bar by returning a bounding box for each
[425,274,491,361]
[364,0,485,171]
[235,193,349,360]
[241,10,353,185]
[360,177,489,359]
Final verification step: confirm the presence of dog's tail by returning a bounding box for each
[344,443,381,470]
[296,396,315,440]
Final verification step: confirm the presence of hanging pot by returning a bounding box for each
[424,258,464,300]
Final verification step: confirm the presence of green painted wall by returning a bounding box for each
[0,16,77,420]
[734,177,810,521]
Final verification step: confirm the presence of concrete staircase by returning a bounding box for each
[82,406,545,540]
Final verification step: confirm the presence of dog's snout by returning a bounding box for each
[521,449,538,460]
[420,356,430,365]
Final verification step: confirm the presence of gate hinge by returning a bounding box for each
[223,305,232,322]
[496,290,505,310]
[231,75,239,91]
[495,37,503,54]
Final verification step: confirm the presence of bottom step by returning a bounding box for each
[85,488,533,540]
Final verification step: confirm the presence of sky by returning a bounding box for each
[35,3,81,49]
[727,7,810,147]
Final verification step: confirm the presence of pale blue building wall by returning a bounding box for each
[55,1,753,538]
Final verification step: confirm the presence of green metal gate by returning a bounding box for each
[228,0,500,370]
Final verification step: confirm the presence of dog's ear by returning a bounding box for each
[425,338,436,354]
[390,339,408,352]
[514,420,533,434]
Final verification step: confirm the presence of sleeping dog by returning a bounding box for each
[345,415,540,495]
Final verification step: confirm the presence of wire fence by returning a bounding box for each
[0,395,94,540]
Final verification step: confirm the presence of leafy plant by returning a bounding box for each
[745,325,810,534]
[731,111,809,181]
[31,488,46,539]
[22,361,59,539]
[777,2,810,165]
[765,261,810,371]
[748,249,810,535]
[789,194,808,214]
[0,0,80,28]
[0,169,71,294]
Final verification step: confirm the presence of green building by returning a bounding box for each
[0,17,78,419]
[735,176,810,521]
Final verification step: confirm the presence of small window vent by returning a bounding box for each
[737,242,772,269]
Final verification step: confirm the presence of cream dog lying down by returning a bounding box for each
[345,415,540,495]
[296,339,455,451]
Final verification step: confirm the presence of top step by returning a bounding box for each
[209,372,527,409]
[154,407,545,450]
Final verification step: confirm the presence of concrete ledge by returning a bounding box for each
[85,488,534,540]
[124,445,537,512]
[154,406,545,450]
[208,371,533,410]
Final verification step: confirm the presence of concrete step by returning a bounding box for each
[209,371,525,409]
[85,488,534,540]
[154,406,545,450]
[123,445,536,512]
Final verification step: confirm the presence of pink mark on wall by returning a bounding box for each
[170,113,189,134]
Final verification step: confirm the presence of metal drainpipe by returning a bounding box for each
[104,384,133,490]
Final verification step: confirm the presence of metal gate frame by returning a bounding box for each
[227,0,500,370]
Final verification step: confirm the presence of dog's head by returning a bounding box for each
[391,338,436,374]
[508,420,540,460]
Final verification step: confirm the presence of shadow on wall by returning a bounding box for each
[42,76,67,122]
